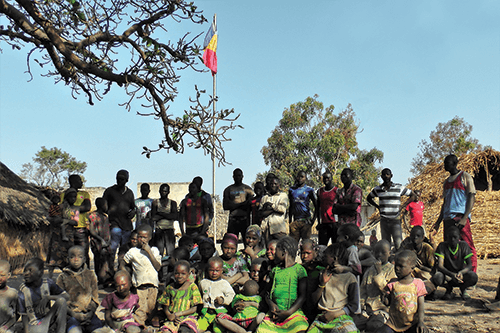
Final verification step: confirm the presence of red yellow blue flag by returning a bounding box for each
[203,15,217,75]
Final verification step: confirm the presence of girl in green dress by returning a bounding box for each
[256,236,309,333]
[157,260,202,333]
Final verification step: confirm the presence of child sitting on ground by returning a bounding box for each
[198,257,236,333]
[56,246,103,333]
[242,225,266,268]
[120,224,161,328]
[263,239,278,282]
[220,233,250,289]
[18,258,69,333]
[249,257,268,293]
[257,236,309,333]
[300,239,325,324]
[0,260,19,333]
[381,250,428,333]
[307,243,360,333]
[360,240,396,332]
[216,279,264,333]
[88,197,114,287]
[430,225,478,300]
[192,237,217,283]
[157,260,202,333]
[96,271,141,333]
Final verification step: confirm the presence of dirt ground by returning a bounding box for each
[7,258,500,333]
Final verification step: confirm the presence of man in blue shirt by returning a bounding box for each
[288,170,317,243]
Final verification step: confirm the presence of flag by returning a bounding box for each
[203,16,217,75]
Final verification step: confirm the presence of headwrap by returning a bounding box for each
[222,233,238,246]
[246,224,262,240]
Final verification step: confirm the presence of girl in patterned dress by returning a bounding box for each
[220,233,250,289]
[157,260,202,333]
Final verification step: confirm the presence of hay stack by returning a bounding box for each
[408,149,500,258]
[0,162,51,273]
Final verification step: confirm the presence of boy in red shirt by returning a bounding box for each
[405,190,424,228]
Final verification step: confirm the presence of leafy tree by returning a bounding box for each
[260,95,383,190]
[20,146,87,190]
[0,0,238,164]
[411,116,481,175]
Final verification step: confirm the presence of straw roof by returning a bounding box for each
[407,149,500,258]
[0,162,51,272]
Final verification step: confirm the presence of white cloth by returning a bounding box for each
[123,247,161,287]
[259,191,289,235]
[199,279,235,310]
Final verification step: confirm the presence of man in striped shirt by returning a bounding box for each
[367,168,415,250]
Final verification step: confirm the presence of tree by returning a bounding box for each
[260,95,383,190]
[410,116,481,175]
[0,0,239,164]
[20,146,87,190]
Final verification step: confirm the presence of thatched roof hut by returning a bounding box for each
[0,162,51,273]
[408,149,500,258]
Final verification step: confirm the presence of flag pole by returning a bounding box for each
[212,13,217,245]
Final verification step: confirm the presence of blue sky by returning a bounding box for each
[1,0,499,199]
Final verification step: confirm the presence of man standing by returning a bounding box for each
[367,168,414,250]
[192,176,214,225]
[316,171,338,246]
[432,154,477,272]
[288,170,317,243]
[259,175,289,244]
[334,168,363,227]
[223,168,254,240]
[103,169,136,259]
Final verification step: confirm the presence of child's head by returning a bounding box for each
[179,235,195,252]
[136,223,153,248]
[445,225,461,248]
[129,231,139,248]
[355,233,366,249]
[114,270,132,298]
[394,250,417,279]
[250,258,266,283]
[275,236,298,265]
[173,260,191,285]
[322,171,333,186]
[172,246,191,262]
[300,239,317,264]
[254,181,265,197]
[410,226,425,247]
[241,279,260,297]
[373,240,391,264]
[207,257,223,281]
[159,183,170,198]
[140,183,150,198]
[95,197,108,213]
[198,238,216,260]
[0,260,11,289]
[266,239,278,262]
[245,225,262,249]
[64,188,78,205]
[23,258,44,286]
[68,245,86,271]
[371,229,377,236]
[337,223,361,246]
[324,243,348,267]
[50,194,60,205]
[221,233,238,260]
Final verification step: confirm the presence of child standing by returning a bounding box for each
[251,182,265,226]
[216,280,264,333]
[152,183,179,257]
[97,271,141,333]
[56,246,103,333]
[307,243,360,333]
[360,240,396,332]
[135,183,154,228]
[0,260,18,333]
[404,190,424,228]
[120,224,161,327]
[381,250,428,333]
[431,225,478,300]
[198,257,236,333]
[46,193,68,279]
[88,197,114,287]
[257,236,309,333]
[220,233,250,288]
[369,230,378,248]
[157,260,202,333]
[18,258,69,333]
